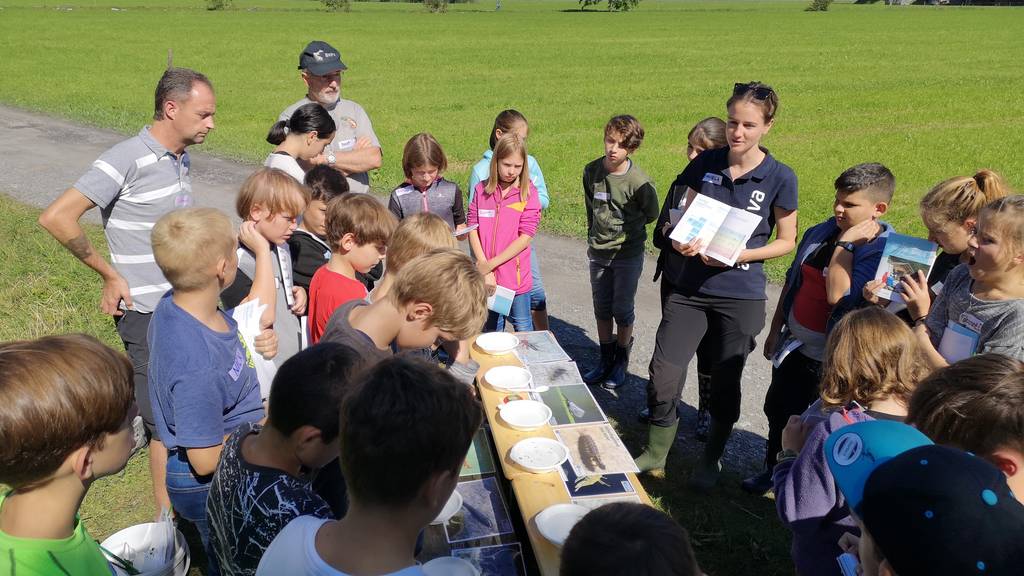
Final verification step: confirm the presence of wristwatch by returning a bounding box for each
[838,241,856,253]
[326,151,337,165]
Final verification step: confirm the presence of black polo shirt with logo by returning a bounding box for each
[672,146,799,300]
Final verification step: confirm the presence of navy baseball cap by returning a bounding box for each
[826,422,1024,575]
[299,41,347,75]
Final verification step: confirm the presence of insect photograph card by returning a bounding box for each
[444,477,515,544]
[527,360,586,388]
[558,461,636,499]
[553,423,639,477]
[512,331,571,365]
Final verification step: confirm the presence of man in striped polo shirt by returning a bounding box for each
[39,67,216,516]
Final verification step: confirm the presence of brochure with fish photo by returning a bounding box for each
[558,461,636,498]
[872,233,938,303]
[554,423,639,477]
[668,193,763,266]
[512,331,571,365]
[527,360,586,388]
[444,477,515,544]
[452,543,527,576]
[528,384,606,426]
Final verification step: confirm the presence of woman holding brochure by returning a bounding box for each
[634,82,798,489]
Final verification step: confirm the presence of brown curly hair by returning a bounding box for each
[819,307,928,409]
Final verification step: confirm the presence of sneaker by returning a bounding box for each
[740,469,774,495]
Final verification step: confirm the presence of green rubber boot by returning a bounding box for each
[689,417,733,492]
[633,420,680,479]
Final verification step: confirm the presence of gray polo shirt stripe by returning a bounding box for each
[110,253,156,264]
[93,159,126,186]
[74,126,192,313]
[122,182,181,204]
[130,282,172,297]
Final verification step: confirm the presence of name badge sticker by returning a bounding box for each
[478,209,496,218]
[395,187,416,196]
[594,191,610,201]
[229,347,245,381]
[959,312,984,334]
[702,173,723,186]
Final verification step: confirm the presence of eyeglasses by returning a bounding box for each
[733,83,774,101]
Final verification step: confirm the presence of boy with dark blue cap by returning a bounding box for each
[825,420,1024,576]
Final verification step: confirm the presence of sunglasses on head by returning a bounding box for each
[733,83,774,100]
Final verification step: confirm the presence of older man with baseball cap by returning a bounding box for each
[278,40,382,194]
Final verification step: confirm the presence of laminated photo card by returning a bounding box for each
[554,423,639,477]
[512,331,571,365]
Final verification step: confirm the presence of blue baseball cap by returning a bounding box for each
[824,420,933,516]
[827,422,1024,575]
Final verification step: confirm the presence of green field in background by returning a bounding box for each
[2,0,1022,281]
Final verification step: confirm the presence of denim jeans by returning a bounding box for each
[485,292,534,333]
[166,450,220,576]
[529,255,547,311]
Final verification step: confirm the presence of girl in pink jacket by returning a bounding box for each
[468,132,542,332]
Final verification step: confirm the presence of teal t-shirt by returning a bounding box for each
[0,490,114,575]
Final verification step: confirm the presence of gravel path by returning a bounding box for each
[0,104,780,475]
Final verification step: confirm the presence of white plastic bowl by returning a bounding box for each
[476,332,520,355]
[498,400,552,431]
[484,365,533,391]
[535,503,591,548]
[509,437,569,473]
[101,523,190,576]
[422,556,480,576]
[432,489,463,525]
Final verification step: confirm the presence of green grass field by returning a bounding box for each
[2,0,1023,281]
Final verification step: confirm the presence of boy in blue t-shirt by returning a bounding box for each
[743,163,895,495]
[207,342,364,576]
[148,207,268,575]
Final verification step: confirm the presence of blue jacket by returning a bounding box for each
[779,217,893,333]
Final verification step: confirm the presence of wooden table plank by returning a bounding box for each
[471,337,652,576]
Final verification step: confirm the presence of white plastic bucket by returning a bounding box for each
[100,523,190,576]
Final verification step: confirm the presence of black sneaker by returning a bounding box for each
[740,469,774,495]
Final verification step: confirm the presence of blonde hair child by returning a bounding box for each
[371,212,456,302]
[904,195,1024,368]
[467,133,541,332]
[221,168,310,368]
